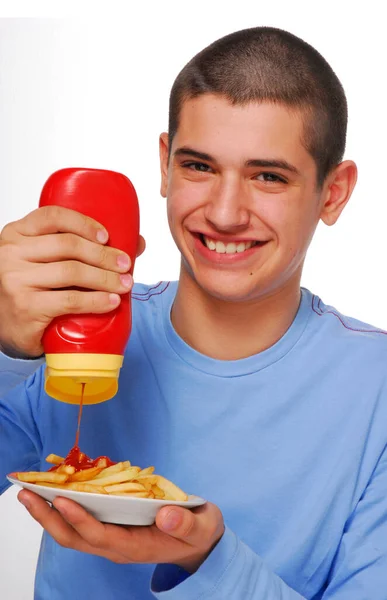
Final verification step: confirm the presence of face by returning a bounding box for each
[159,94,347,304]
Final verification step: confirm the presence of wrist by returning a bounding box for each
[175,526,225,573]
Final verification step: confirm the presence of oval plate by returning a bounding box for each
[7,475,206,526]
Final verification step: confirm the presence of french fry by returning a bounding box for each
[45,453,65,465]
[136,466,155,477]
[86,467,141,487]
[39,482,107,494]
[16,451,189,501]
[92,461,132,480]
[56,464,76,475]
[69,467,103,482]
[155,475,188,502]
[63,482,108,494]
[104,482,146,493]
[16,471,69,484]
[151,484,165,498]
[134,476,157,491]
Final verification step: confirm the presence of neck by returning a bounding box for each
[171,268,302,360]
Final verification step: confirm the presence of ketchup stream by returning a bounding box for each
[50,383,116,472]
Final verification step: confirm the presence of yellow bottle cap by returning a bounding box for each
[44,354,124,404]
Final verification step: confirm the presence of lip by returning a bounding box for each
[192,234,268,264]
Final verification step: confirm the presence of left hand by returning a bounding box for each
[17,489,225,573]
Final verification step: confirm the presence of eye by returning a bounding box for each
[182,161,213,173]
[255,172,287,184]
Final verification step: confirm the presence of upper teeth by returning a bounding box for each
[203,236,255,254]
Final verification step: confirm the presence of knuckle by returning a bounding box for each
[1,270,19,295]
[84,523,110,548]
[90,292,107,311]
[61,233,79,255]
[0,222,16,241]
[80,211,98,239]
[98,268,110,288]
[0,241,16,260]
[42,204,61,224]
[179,516,195,538]
[60,260,79,282]
[96,244,109,267]
[64,290,81,310]
[208,520,220,541]
[55,533,72,549]
[81,212,91,231]
[13,293,29,315]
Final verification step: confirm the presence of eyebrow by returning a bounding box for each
[174,147,213,162]
[173,146,300,175]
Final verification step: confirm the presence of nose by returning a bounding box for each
[204,175,250,232]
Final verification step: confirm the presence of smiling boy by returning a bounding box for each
[1,26,387,599]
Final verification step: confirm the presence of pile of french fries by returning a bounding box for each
[14,453,188,501]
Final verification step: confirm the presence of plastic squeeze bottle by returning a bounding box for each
[39,168,140,405]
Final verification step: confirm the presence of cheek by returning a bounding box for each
[166,179,208,226]
[263,199,319,255]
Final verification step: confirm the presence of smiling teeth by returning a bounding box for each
[203,236,255,254]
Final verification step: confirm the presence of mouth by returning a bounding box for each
[198,234,267,255]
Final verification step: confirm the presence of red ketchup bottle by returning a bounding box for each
[39,168,139,405]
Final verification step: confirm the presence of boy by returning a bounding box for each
[1,26,386,599]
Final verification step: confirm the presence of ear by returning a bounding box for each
[320,160,357,226]
[159,132,169,198]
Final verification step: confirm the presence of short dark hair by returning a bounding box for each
[168,27,347,187]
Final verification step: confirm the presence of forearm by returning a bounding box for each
[151,526,305,599]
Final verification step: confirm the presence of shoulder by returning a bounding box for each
[305,289,387,360]
[0,352,45,396]
[132,281,176,302]
[130,280,177,328]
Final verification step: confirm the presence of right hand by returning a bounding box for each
[0,206,145,358]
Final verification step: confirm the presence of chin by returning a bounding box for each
[192,272,268,304]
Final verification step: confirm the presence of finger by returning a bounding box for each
[20,234,131,273]
[53,497,182,563]
[2,206,108,244]
[18,490,125,562]
[156,503,223,547]
[30,289,122,318]
[156,506,197,543]
[136,235,146,258]
[18,490,85,549]
[22,262,133,293]
[53,497,112,548]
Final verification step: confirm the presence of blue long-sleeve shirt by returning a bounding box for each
[1,282,387,599]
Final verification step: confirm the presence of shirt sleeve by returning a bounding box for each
[151,526,305,599]
[0,364,45,495]
[320,444,387,597]
[0,351,44,396]
[151,446,387,599]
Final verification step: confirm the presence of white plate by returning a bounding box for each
[7,475,206,525]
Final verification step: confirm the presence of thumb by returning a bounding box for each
[156,506,197,542]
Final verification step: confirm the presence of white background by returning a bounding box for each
[0,2,386,598]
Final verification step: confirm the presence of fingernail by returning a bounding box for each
[117,254,130,269]
[97,229,109,243]
[120,274,133,288]
[18,495,31,509]
[109,293,121,305]
[161,509,181,531]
